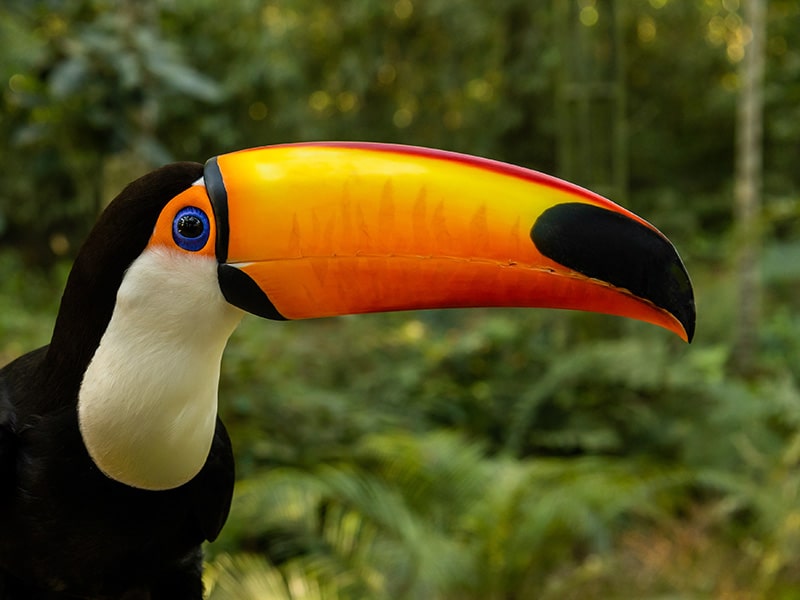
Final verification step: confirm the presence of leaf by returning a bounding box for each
[148,58,223,102]
[48,56,89,98]
[762,241,800,283]
[206,553,337,600]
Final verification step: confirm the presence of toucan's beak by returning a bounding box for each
[205,142,695,342]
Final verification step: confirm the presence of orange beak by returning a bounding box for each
[205,142,694,342]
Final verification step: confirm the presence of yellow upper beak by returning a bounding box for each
[205,142,695,342]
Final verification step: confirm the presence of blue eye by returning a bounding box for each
[172,207,210,252]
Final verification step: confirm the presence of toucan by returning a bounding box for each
[0,142,694,599]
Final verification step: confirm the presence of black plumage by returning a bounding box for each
[0,164,234,599]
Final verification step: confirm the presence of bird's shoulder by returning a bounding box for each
[185,417,235,542]
[0,376,15,490]
[0,347,49,492]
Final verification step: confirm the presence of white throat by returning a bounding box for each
[78,247,243,490]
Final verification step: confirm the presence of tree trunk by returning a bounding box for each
[553,0,627,203]
[731,0,766,376]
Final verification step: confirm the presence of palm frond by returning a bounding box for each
[205,553,336,600]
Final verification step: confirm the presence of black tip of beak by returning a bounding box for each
[531,203,696,342]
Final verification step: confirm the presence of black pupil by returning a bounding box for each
[177,214,204,238]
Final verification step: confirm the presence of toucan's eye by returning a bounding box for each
[172,207,210,252]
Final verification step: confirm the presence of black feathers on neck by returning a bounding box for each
[43,162,204,410]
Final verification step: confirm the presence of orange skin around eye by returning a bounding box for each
[148,186,217,258]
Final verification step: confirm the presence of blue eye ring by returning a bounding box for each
[172,206,210,252]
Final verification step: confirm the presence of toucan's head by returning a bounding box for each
[60,142,694,491]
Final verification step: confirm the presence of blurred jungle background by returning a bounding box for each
[2,0,800,597]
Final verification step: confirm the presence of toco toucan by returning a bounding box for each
[0,142,694,598]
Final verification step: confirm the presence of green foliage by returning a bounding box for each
[0,251,64,363]
[205,553,338,600]
[1,2,226,249]
[207,295,800,596]
[208,430,692,599]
